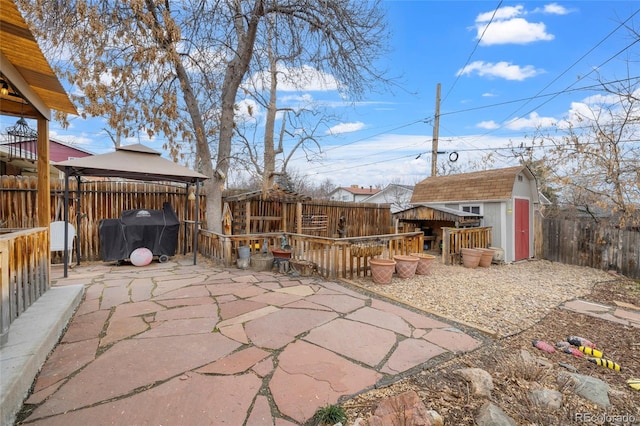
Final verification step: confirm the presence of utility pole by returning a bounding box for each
[431,83,441,176]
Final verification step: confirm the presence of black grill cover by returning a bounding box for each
[99,202,180,261]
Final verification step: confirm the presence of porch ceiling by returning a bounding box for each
[0,0,77,119]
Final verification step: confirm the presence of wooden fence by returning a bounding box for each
[2,176,392,262]
[441,227,493,265]
[2,176,201,261]
[198,230,424,280]
[0,228,49,344]
[227,197,391,237]
[543,218,640,279]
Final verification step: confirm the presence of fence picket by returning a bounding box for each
[542,218,639,279]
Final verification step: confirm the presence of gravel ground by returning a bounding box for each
[350,257,617,337]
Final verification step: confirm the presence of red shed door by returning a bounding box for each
[514,198,530,261]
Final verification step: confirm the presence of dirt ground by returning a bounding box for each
[341,275,640,425]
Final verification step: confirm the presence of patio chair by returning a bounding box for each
[50,221,76,264]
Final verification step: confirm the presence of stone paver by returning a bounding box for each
[19,257,490,425]
[561,298,640,328]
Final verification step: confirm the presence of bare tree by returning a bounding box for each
[510,76,640,226]
[18,0,389,232]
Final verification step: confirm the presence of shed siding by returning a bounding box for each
[483,202,502,250]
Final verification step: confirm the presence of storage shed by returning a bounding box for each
[408,166,540,262]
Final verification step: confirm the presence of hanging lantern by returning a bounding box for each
[6,117,37,161]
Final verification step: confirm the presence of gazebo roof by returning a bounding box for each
[53,143,209,184]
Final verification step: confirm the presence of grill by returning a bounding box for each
[99,202,180,263]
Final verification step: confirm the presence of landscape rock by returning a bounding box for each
[476,402,517,426]
[426,410,443,426]
[519,349,536,366]
[454,367,494,398]
[529,388,563,410]
[366,390,432,426]
[558,372,611,408]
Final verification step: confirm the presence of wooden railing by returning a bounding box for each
[442,227,492,265]
[0,228,50,345]
[198,230,423,280]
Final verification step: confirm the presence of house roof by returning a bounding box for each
[410,166,533,203]
[53,143,209,184]
[334,186,380,196]
[0,0,77,119]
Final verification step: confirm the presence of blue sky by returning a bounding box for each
[3,1,639,189]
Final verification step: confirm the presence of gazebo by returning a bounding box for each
[53,143,209,276]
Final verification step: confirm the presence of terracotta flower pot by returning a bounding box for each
[271,248,292,259]
[460,248,482,268]
[393,255,419,279]
[478,248,495,267]
[369,258,396,285]
[411,253,436,275]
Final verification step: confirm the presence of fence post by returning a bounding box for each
[0,240,10,345]
[222,235,232,267]
[442,228,451,265]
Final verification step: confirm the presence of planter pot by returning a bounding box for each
[478,248,495,267]
[251,254,274,271]
[271,248,292,259]
[393,255,419,279]
[289,259,316,276]
[411,253,436,275]
[460,248,482,268]
[370,258,396,285]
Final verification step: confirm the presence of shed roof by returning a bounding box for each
[393,204,482,223]
[0,0,77,119]
[53,143,208,183]
[410,166,533,203]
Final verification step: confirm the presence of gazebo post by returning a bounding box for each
[75,176,81,265]
[193,179,200,265]
[63,167,70,278]
[183,183,189,256]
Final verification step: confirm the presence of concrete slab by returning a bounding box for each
[0,285,84,426]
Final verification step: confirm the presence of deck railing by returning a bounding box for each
[198,230,423,280]
[442,227,493,265]
[0,228,50,345]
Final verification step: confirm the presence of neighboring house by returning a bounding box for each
[362,183,414,213]
[0,137,94,177]
[329,185,380,202]
[405,166,540,263]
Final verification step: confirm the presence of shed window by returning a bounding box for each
[462,205,481,215]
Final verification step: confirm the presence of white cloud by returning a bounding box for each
[326,122,365,135]
[476,113,556,131]
[477,120,500,130]
[476,18,554,45]
[538,3,570,15]
[476,5,524,23]
[246,64,340,93]
[504,112,557,130]
[474,4,555,45]
[457,61,543,81]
